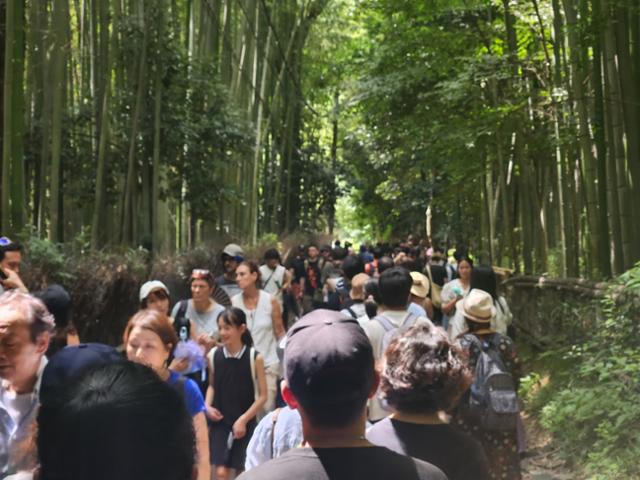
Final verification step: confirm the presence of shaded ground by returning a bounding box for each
[521,411,574,480]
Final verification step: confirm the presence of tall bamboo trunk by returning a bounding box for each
[121,3,148,245]
[1,0,16,233]
[562,0,601,276]
[614,5,640,263]
[49,0,69,242]
[591,15,612,278]
[602,0,634,269]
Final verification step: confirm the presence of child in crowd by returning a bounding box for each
[207,308,267,480]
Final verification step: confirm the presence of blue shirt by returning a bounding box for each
[407,301,428,319]
[244,406,303,471]
[166,371,206,417]
[0,357,47,478]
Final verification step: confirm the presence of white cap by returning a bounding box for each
[139,280,170,302]
[222,243,244,259]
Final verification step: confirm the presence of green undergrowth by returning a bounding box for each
[520,265,640,479]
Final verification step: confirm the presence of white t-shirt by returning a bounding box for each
[232,291,279,367]
[492,296,513,334]
[340,302,367,320]
[441,279,470,307]
[440,279,470,323]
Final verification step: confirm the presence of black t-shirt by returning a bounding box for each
[237,446,447,480]
[426,264,447,287]
[367,418,490,480]
[291,258,306,283]
[303,258,323,295]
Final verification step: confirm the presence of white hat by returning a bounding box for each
[410,272,430,298]
[461,289,496,323]
[139,280,170,302]
[222,243,244,259]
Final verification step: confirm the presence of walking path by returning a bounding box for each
[521,411,573,480]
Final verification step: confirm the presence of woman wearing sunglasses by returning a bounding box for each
[167,270,225,395]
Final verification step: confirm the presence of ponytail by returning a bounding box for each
[241,330,254,348]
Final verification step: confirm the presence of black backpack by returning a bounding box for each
[173,300,191,341]
[468,336,519,431]
[173,300,208,397]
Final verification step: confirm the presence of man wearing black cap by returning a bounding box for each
[215,243,245,298]
[237,310,446,480]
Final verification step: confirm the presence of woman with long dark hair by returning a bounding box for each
[448,265,513,339]
[440,256,473,331]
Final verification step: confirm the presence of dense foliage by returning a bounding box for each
[324,0,640,279]
[0,0,334,250]
[2,0,639,278]
[522,266,640,478]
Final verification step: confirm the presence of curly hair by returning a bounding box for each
[380,324,472,414]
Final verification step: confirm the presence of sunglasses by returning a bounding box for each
[0,236,12,247]
[191,269,212,280]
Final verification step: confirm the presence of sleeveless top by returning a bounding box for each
[170,299,225,338]
[211,347,256,428]
[232,291,278,367]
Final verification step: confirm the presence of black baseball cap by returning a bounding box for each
[41,343,125,405]
[284,310,374,408]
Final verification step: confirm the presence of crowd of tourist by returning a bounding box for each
[0,235,522,479]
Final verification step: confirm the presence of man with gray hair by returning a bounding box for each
[0,291,54,478]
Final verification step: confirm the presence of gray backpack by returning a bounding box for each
[374,312,419,355]
[468,336,519,430]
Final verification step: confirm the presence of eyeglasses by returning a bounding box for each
[0,237,12,247]
[191,269,212,280]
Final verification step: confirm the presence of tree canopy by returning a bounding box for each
[1,0,639,279]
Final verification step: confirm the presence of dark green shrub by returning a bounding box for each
[534,265,640,479]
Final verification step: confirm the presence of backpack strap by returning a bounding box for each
[424,265,434,294]
[401,312,419,329]
[270,408,282,459]
[207,346,218,381]
[373,314,395,332]
[176,300,188,322]
[250,347,260,402]
[346,306,357,319]
[263,268,277,289]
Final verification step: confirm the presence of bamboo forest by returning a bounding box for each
[2,2,640,478]
[0,0,637,279]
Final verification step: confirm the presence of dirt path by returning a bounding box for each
[521,411,574,480]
